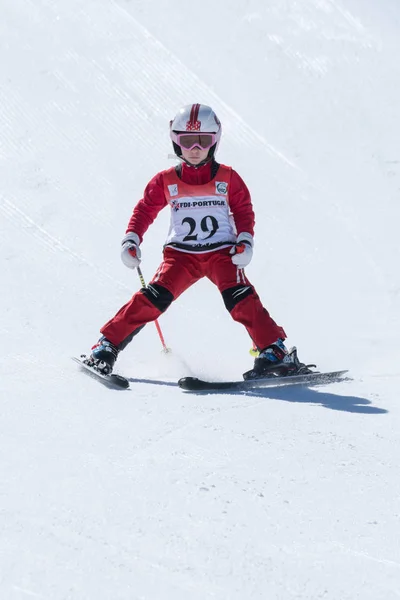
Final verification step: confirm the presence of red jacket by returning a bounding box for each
[126,160,255,243]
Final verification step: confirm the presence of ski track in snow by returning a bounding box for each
[334,543,400,569]
[0,196,131,292]
[110,0,304,173]
[12,587,45,599]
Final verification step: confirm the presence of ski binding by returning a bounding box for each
[72,356,130,389]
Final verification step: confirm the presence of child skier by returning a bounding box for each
[88,103,299,380]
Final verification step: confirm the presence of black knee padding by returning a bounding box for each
[141,283,174,312]
[222,284,254,312]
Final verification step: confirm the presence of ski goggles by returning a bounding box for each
[176,133,217,151]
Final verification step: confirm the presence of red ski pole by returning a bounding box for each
[137,266,171,353]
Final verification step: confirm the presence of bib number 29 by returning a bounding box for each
[182,216,219,242]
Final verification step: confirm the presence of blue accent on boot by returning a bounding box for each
[258,338,288,363]
[91,336,119,371]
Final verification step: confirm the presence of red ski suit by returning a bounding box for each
[101,160,286,350]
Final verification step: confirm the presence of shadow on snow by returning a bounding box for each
[127,377,387,415]
[227,385,386,414]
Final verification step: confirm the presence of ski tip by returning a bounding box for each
[178,377,204,391]
[110,374,130,389]
[178,377,195,389]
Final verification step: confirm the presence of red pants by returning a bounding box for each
[101,247,286,350]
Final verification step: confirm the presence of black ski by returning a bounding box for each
[72,356,130,389]
[178,370,349,392]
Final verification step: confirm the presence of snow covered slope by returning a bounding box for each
[1,1,399,598]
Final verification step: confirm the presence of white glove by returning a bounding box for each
[121,232,142,269]
[230,232,254,268]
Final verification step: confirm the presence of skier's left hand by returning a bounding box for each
[230,232,253,268]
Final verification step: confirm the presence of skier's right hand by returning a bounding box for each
[121,232,141,269]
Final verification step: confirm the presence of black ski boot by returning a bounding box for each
[243,340,315,381]
[88,336,119,374]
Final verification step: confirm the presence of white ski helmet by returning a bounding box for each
[170,103,222,164]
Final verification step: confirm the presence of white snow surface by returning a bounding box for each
[1,1,400,598]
